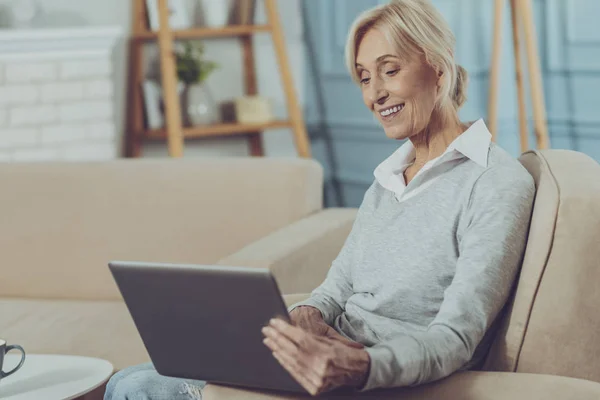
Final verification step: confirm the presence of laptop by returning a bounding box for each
[108,261,306,393]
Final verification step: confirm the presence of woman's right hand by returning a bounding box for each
[289,306,364,349]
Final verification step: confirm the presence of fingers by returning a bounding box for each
[262,326,298,356]
[272,351,321,395]
[271,346,325,393]
[262,325,319,377]
[267,318,310,347]
[262,318,365,395]
[263,319,331,395]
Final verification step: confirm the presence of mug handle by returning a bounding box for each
[1,345,26,378]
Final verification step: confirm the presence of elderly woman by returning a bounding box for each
[104,0,535,398]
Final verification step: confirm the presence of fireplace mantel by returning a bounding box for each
[0,27,122,60]
[0,26,123,162]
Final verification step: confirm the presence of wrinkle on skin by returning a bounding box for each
[355,28,466,181]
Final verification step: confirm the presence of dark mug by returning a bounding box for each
[0,339,26,382]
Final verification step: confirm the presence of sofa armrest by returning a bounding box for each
[202,371,600,400]
[217,208,357,295]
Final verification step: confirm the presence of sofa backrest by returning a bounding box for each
[484,150,600,383]
[0,157,323,301]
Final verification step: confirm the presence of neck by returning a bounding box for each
[409,107,464,169]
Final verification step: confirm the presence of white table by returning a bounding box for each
[0,354,113,400]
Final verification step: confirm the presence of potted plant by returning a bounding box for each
[175,40,219,126]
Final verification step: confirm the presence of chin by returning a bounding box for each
[382,123,411,141]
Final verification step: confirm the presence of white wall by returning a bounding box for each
[0,29,121,162]
[1,0,305,158]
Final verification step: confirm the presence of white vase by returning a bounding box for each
[181,83,219,126]
[201,0,231,28]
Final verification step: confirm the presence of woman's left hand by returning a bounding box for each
[262,318,371,396]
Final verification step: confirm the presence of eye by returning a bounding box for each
[360,77,371,84]
[386,69,399,76]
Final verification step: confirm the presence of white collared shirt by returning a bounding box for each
[373,118,492,202]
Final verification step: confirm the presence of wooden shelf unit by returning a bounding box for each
[145,120,292,140]
[124,0,311,158]
[133,25,272,40]
[487,0,549,150]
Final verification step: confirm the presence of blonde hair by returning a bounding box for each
[345,0,468,110]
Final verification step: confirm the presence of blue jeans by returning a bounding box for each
[104,363,206,400]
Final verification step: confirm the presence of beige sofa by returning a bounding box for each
[2,150,600,399]
[0,157,356,372]
[202,150,600,399]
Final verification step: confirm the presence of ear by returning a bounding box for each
[436,70,444,88]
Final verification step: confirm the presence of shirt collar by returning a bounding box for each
[373,140,415,189]
[373,118,492,188]
[446,118,491,168]
[376,118,491,170]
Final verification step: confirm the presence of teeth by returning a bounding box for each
[380,105,404,117]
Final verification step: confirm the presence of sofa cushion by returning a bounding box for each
[483,149,559,371]
[203,371,600,400]
[485,150,600,383]
[0,158,323,300]
[0,298,149,371]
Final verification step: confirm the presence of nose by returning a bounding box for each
[368,77,389,107]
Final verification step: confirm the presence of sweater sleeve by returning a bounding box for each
[287,192,368,326]
[360,167,536,390]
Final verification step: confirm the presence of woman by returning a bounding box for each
[105,0,535,398]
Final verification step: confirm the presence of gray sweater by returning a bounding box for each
[289,143,535,390]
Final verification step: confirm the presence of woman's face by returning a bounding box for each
[356,28,441,140]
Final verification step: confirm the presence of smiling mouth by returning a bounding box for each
[378,103,405,121]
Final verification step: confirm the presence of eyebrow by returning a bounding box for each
[355,54,399,69]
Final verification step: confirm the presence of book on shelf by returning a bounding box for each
[231,0,256,25]
[141,80,164,130]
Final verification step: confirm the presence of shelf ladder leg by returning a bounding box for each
[264,0,311,158]
[157,0,185,157]
[510,0,529,152]
[518,0,550,149]
[241,34,264,156]
[125,0,146,157]
[487,0,504,142]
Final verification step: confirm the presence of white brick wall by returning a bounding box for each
[59,101,113,122]
[0,27,120,163]
[87,121,116,139]
[0,55,117,162]
[12,147,60,162]
[84,79,113,99]
[41,124,87,144]
[0,85,39,105]
[0,128,38,148]
[61,140,116,161]
[10,105,58,127]
[5,62,58,83]
[60,59,111,80]
[41,82,84,103]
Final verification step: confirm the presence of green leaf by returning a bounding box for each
[174,41,218,84]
